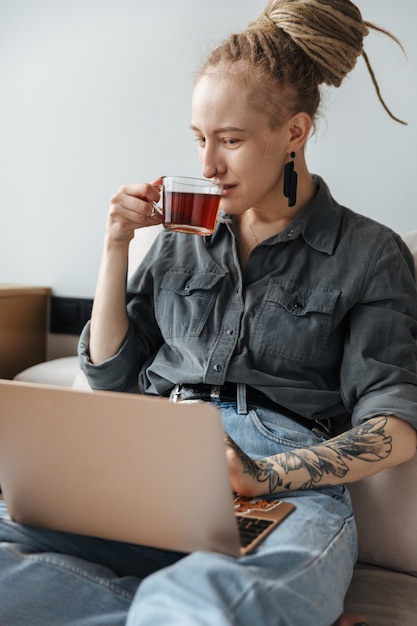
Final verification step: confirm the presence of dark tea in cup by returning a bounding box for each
[161,176,223,235]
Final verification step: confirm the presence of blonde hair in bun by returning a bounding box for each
[256,0,406,123]
[201,0,406,126]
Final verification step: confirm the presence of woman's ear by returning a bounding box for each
[286,112,313,153]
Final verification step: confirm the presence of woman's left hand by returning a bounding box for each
[225,433,275,497]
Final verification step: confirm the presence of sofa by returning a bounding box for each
[15,227,417,625]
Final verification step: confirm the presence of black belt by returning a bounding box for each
[170,382,332,438]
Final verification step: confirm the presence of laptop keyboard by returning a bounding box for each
[237,515,275,548]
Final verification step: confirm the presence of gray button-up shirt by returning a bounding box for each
[79,176,417,429]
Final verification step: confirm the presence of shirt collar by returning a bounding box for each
[297,175,342,255]
[208,175,342,255]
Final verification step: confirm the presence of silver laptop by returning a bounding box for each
[0,380,294,557]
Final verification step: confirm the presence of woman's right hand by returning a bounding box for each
[88,178,163,364]
[107,179,163,244]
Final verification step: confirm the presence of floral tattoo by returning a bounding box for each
[226,416,392,493]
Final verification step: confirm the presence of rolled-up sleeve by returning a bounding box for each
[78,238,165,392]
[78,321,139,392]
[341,234,417,429]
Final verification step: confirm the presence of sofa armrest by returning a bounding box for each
[348,452,417,575]
[14,356,90,390]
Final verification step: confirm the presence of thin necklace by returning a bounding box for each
[247,218,259,245]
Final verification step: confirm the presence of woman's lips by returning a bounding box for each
[222,184,237,197]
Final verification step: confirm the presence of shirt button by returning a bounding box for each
[213,364,223,372]
[226,329,234,335]
[287,229,296,238]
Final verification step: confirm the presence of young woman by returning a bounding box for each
[0,1,415,625]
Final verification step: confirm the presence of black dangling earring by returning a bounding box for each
[283,151,297,207]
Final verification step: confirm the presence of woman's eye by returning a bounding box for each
[194,136,206,147]
[223,138,240,146]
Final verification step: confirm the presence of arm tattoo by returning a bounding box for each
[226,416,392,493]
[285,415,392,490]
[225,434,282,492]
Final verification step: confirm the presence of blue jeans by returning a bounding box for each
[0,403,357,625]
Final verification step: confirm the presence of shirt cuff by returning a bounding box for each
[77,321,137,392]
[351,385,417,431]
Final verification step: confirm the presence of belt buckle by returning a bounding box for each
[170,384,182,403]
[210,385,221,400]
[170,384,204,405]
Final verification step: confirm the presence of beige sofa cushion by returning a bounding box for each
[349,452,417,575]
[344,563,417,625]
[14,357,81,387]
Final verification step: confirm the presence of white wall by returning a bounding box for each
[1,0,416,298]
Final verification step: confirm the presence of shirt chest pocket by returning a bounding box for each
[156,269,225,338]
[249,281,340,362]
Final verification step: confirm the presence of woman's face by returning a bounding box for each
[191,70,289,216]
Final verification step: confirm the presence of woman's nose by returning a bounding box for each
[202,159,217,179]
[203,164,219,178]
[201,146,222,179]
